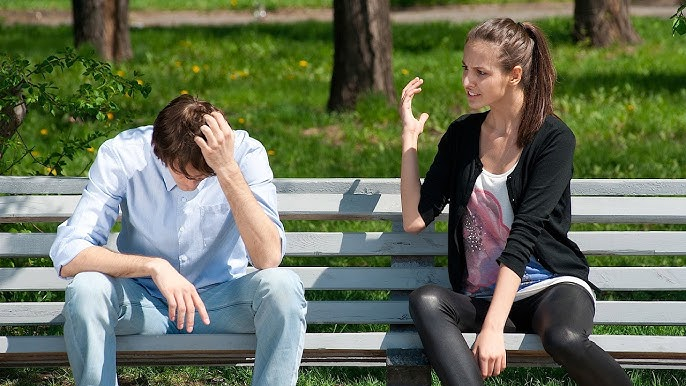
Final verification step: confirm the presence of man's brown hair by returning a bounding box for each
[151,94,223,179]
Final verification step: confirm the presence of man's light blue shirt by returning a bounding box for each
[49,126,286,299]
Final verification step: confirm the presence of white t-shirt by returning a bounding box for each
[462,163,595,302]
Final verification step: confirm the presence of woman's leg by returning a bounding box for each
[408,284,487,386]
[525,283,632,386]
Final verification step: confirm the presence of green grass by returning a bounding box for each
[1,13,686,386]
[0,0,570,11]
[2,17,685,179]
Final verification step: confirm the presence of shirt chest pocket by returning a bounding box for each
[199,203,231,246]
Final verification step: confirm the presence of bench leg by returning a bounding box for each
[386,349,431,386]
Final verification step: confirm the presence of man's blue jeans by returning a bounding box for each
[62,268,307,386]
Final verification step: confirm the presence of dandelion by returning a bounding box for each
[267,149,276,156]
[298,60,309,68]
[230,0,238,6]
[180,90,189,95]
[116,70,126,77]
[626,104,635,112]
[136,79,144,85]
[401,68,409,75]
[192,65,201,74]
[40,128,48,136]
[230,73,238,80]
[238,117,245,124]
[87,147,95,153]
[44,167,57,176]
[31,150,40,157]
[106,112,115,120]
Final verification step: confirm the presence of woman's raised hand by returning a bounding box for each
[399,77,429,139]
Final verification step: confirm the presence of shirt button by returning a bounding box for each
[181,197,187,202]
[180,255,187,263]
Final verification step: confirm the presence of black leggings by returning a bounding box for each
[408,283,632,386]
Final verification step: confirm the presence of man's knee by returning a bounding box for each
[253,268,306,312]
[65,272,119,317]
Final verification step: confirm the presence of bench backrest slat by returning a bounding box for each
[3,266,686,292]
[3,231,686,259]
[3,194,686,224]
[3,177,686,196]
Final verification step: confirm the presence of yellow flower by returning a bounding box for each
[192,65,201,74]
[106,112,115,120]
[180,90,189,95]
[401,68,409,75]
[175,60,183,67]
[230,73,238,80]
[44,167,57,176]
[136,79,144,85]
[230,0,237,6]
[238,117,245,124]
[116,70,126,77]
[298,60,309,68]
[31,150,41,157]
[267,149,276,156]
[86,147,95,153]
[626,104,635,112]
[40,128,48,136]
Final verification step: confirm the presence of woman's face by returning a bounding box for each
[461,40,514,110]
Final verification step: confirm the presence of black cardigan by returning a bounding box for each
[418,111,593,293]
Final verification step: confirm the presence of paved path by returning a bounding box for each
[0,2,677,28]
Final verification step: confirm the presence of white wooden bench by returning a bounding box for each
[1,176,686,385]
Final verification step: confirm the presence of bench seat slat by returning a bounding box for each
[1,333,685,369]
[3,266,686,291]
[2,300,685,326]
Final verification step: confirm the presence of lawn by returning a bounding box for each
[1,8,685,386]
[1,0,570,11]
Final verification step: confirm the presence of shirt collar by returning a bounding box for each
[152,151,177,192]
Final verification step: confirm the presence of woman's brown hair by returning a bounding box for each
[466,18,557,147]
[151,94,223,179]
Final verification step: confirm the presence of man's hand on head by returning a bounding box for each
[194,111,238,176]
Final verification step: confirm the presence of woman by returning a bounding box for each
[399,18,632,385]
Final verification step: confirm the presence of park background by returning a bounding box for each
[1,0,685,385]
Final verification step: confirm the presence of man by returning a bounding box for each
[50,94,307,386]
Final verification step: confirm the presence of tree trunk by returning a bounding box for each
[72,0,132,61]
[574,0,641,46]
[328,0,396,112]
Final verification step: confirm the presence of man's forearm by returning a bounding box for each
[59,245,165,278]
[214,164,282,269]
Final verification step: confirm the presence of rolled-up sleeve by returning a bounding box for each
[49,142,125,277]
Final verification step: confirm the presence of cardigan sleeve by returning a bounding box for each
[418,124,455,227]
[497,117,576,277]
